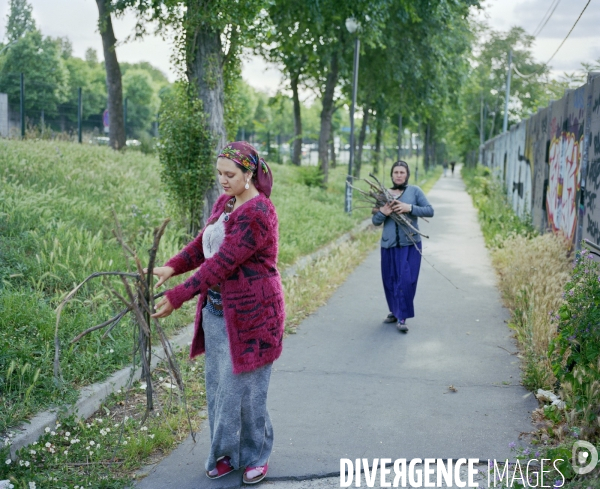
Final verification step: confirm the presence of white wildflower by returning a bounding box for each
[29,483,36,489]
[4,459,10,465]
[149,434,155,439]
[29,450,36,455]
[50,431,56,436]
[122,440,128,445]
[24,461,30,467]
[63,450,68,456]
[140,426,148,431]
[65,432,70,437]
[45,442,51,448]
[44,427,50,433]
[89,440,95,446]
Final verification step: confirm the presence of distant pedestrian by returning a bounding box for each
[450,161,456,175]
[442,161,448,177]
[150,141,284,484]
[372,161,434,333]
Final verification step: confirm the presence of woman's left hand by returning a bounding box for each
[152,296,175,319]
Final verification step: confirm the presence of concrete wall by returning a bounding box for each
[482,73,600,248]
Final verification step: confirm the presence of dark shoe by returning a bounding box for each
[384,313,397,323]
[397,319,408,333]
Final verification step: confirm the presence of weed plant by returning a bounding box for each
[493,234,571,391]
[462,166,536,247]
[550,247,600,441]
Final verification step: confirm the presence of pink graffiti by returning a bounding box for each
[546,137,561,233]
[546,133,582,242]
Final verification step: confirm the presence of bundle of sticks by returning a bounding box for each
[350,173,429,240]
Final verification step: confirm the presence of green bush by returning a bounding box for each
[158,82,214,236]
[550,246,600,440]
[462,166,536,248]
[295,166,325,188]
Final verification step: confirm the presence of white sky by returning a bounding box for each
[0,0,598,93]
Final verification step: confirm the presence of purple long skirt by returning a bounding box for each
[381,242,422,321]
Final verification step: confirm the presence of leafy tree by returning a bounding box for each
[0,30,69,121]
[114,0,269,224]
[85,48,99,66]
[451,24,550,159]
[123,69,156,136]
[158,82,214,235]
[5,0,36,42]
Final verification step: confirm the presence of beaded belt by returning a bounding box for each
[206,285,223,317]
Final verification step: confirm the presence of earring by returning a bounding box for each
[245,180,250,190]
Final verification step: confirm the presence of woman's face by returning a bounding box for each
[217,157,252,196]
[392,166,408,186]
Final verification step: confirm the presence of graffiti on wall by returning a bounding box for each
[482,76,600,250]
[546,88,585,244]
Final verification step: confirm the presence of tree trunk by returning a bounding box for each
[397,113,402,162]
[95,0,125,150]
[374,116,383,175]
[318,51,339,183]
[290,72,302,166]
[354,106,370,178]
[330,137,336,168]
[424,121,431,172]
[186,14,226,229]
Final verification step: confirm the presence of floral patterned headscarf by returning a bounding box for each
[218,141,273,197]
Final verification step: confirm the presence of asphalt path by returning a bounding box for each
[135,169,537,489]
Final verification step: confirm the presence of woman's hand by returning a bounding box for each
[380,202,394,216]
[151,296,175,318]
[395,202,412,214]
[145,266,175,288]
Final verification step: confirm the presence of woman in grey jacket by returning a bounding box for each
[372,161,434,332]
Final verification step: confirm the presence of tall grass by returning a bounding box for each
[492,234,572,390]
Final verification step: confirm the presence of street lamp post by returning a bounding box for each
[345,17,360,214]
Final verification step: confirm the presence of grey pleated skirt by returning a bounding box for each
[202,307,273,472]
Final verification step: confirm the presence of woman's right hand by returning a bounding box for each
[380,202,394,216]
[145,266,175,288]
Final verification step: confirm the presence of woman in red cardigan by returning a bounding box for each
[150,141,285,484]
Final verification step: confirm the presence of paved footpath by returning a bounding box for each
[135,170,537,488]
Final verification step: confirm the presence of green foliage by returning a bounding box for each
[158,82,214,236]
[123,69,156,137]
[549,247,600,440]
[462,165,536,248]
[5,0,36,42]
[0,30,69,118]
[295,166,325,187]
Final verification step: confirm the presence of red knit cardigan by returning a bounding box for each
[164,193,285,374]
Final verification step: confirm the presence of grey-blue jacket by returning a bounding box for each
[371,185,434,248]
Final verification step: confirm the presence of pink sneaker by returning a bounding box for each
[206,456,234,480]
[243,463,269,484]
